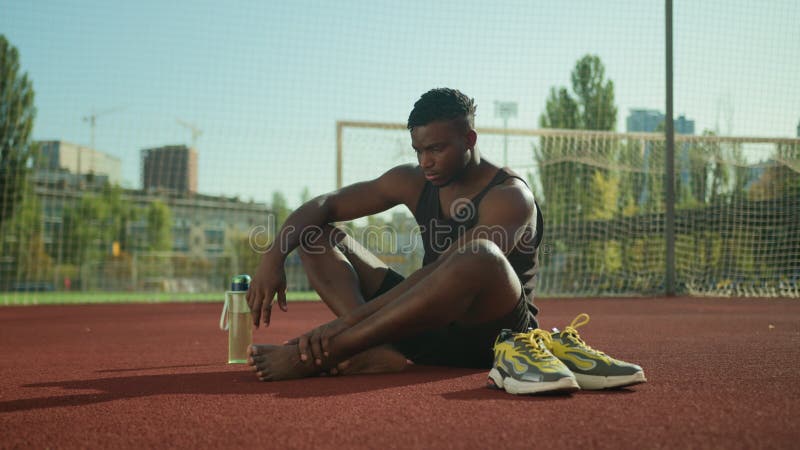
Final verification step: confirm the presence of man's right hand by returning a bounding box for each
[247,257,288,328]
[286,316,350,367]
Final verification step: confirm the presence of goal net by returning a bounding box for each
[338,121,800,297]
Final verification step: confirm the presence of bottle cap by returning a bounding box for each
[230,274,251,292]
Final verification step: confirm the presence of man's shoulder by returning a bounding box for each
[385,163,423,178]
[480,176,535,218]
[378,163,424,186]
[486,180,533,203]
[376,164,426,202]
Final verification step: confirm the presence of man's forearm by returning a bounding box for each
[263,196,332,263]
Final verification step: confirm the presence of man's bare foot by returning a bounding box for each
[247,344,321,381]
[332,346,409,376]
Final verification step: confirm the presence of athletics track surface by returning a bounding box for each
[1,297,798,449]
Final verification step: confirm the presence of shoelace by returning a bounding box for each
[514,328,553,359]
[561,313,608,357]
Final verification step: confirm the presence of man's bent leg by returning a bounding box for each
[295,224,409,375]
[330,240,522,359]
[298,224,391,316]
[251,240,522,380]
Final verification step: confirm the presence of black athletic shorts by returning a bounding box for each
[367,268,538,369]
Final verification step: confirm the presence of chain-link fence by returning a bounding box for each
[1,1,798,303]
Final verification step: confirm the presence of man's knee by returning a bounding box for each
[448,240,521,318]
[448,239,508,272]
[455,239,504,260]
[297,224,346,261]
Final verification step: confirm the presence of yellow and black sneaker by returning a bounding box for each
[487,328,579,395]
[547,313,647,390]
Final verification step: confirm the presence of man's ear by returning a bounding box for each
[465,128,477,149]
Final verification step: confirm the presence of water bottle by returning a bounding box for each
[219,274,252,364]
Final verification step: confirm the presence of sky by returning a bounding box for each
[2,0,798,208]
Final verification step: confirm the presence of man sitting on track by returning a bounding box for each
[246,88,645,392]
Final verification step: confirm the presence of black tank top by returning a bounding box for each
[413,168,544,302]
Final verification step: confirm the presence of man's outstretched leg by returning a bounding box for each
[250,240,525,381]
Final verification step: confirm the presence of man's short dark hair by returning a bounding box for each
[407,88,477,131]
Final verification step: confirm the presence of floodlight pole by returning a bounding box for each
[665,0,676,296]
[495,101,518,167]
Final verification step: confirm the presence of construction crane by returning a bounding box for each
[83,106,124,150]
[81,106,124,177]
[176,118,203,149]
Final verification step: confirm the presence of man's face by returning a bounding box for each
[410,120,475,187]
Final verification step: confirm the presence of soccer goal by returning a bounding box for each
[337,121,800,298]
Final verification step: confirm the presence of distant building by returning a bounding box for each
[626,109,664,133]
[35,140,121,185]
[33,183,269,258]
[626,109,695,135]
[26,181,270,291]
[5,141,267,291]
[675,115,695,135]
[123,190,267,256]
[141,145,198,194]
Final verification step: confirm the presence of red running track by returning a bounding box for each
[1,297,799,449]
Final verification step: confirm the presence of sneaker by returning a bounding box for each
[547,313,647,390]
[487,328,579,395]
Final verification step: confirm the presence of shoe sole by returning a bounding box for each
[574,370,647,390]
[487,368,580,395]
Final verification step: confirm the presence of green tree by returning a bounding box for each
[538,55,617,131]
[0,191,52,287]
[536,55,619,287]
[743,143,800,281]
[570,55,617,131]
[616,140,644,216]
[103,184,138,252]
[300,186,312,204]
[539,87,579,129]
[537,54,618,220]
[146,200,173,251]
[747,143,800,201]
[61,187,139,264]
[229,231,263,277]
[0,35,37,228]
[62,194,110,265]
[271,191,290,228]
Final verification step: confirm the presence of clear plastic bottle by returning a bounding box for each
[219,274,252,364]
